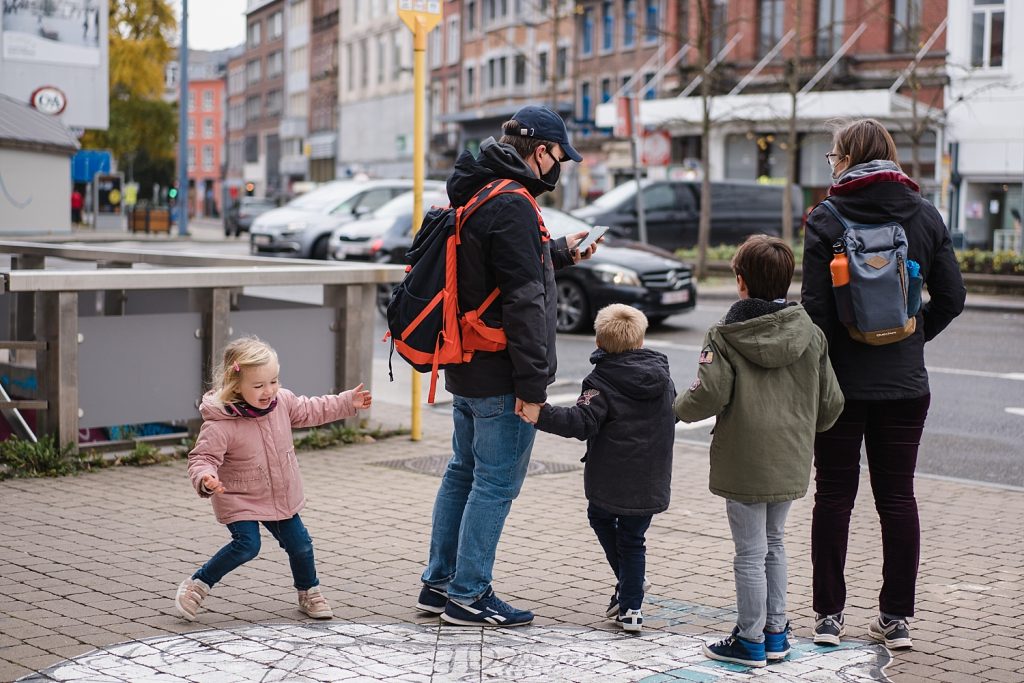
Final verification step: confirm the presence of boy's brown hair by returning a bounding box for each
[499,119,557,160]
[731,235,795,301]
[594,304,648,354]
[830,118,900,168]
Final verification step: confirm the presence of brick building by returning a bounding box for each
[308,0,339,182]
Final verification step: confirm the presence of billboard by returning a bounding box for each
[0,0,109,129]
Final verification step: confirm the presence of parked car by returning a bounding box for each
[224,196,277,237]
[328,189,449,262]
[375,204,697,333]
[572,179,803,252]
[249,179,441,259]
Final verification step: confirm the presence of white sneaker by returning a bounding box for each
[619,608,643,633]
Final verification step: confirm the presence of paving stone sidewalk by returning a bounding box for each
[1,400,1021,682]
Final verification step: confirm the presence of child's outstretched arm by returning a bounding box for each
[188,421,228,498]
[674,332,734,422]
[285,384,370,428]
[534,385,608,441]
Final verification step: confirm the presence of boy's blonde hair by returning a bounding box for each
[594,304,648,354]
[211,337,278,403]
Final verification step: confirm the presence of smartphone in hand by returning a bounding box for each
[575,225,610,253]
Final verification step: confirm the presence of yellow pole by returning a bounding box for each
[409,18,427,442]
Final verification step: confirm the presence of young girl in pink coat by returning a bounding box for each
[175,337,371,622]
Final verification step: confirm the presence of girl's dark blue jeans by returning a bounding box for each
[587,502,652,612]
[193,514,319,590]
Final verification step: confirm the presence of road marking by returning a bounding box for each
[676,416,716,431]
[930,366,1024,381]
[546,392,582,405]
[1006,407,1024,417]
[644,339,703,352]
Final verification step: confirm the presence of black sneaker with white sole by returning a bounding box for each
[868,616,913,649]
[441,587,534,627]
[813,613,846,646]
[416,584,448,615]
[605,577,653,619]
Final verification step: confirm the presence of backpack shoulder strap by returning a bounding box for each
[819,199,852,230]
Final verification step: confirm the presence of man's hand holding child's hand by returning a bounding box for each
[518,402,542,425]
[202,473,225,495]
[350,383,373,410]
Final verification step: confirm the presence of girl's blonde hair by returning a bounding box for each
[211,337,278,403]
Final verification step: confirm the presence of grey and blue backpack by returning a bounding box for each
[820,200,923,346]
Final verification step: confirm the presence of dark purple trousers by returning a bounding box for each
[811,394,930,618]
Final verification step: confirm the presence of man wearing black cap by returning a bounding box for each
[415,105,593,627]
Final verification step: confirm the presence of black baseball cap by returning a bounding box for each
[507,105,583,163]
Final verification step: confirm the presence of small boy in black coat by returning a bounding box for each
[520,304,676,633]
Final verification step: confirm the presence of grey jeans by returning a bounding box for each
[726,499,793,642]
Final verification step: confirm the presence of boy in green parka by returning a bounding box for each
[675,235,844,668]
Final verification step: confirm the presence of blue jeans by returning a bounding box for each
[588,503,652,612]
[194,514,319,591]
[726,499,792,642]
[422,393,536,603]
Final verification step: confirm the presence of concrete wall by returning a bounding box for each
[0,148,71,233]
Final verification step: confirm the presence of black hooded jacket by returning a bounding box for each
[802,161,966,400]
[535,348,676,516]
[443,137,576,403]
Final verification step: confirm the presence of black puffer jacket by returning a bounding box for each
[536,348,676,516]
[802,161,966,400]
[444,137,576,403]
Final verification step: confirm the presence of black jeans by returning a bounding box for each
[587,502,652,612]
[811,394,930,618]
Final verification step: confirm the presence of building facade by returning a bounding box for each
[945,0,1021,250]
[308,0,340,182]
[280,0,311,191]
[240,0,287,199]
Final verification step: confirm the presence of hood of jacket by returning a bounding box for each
[199,391,240,422]
[590,347,673,400]
[828,160,924,225]
[719,300,813,369]
[447,137,555,205]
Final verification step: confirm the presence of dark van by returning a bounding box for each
[572,179,803,251]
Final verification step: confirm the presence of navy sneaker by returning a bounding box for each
[618,608,643,633]
[868,615,913,650]
[441,587,534,627]
[813,612,846,646]
[702,628,767,668]
[764,622,791,661]
[605,576,653,619]
[416,584,447,615]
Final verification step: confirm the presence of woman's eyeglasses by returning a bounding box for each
[825,152,844,167]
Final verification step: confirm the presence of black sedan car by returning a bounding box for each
[375,204,696,333]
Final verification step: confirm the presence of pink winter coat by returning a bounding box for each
[187,388,357,525]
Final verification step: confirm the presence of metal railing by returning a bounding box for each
[0,242,404,451]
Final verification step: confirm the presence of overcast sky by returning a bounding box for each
[177,0,246,51]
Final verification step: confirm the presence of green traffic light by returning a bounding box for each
[168,188,178,198]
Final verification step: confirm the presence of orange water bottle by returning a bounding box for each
[830,239,855,324]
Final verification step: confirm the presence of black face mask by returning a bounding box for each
[541,158,561,186]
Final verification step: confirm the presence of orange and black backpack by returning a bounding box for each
[385,179,547,402]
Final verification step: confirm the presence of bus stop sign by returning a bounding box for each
[398,0,442,33]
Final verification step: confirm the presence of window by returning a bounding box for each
[642,72,656,99]
[600,77,612,103]
[643,184,676,212]
[447,16,460,65]
[380,35,389,82]
[538,51,549,83]
[245,95,261,121]
[202,145,214,171]
[466,65,476,97]
[711,0,728,55]
[187,146,195,171]
[971,0,1005,68]
[429,26,442,69]
[816,0,845,57]
[891,0,920,53]
[466,0,477,34]
[393,30,404,80]
[580,81,592,121]
[228,103,244,130]
[759,0,784,56]
[203,118,214,138]
[644,0,658,43]
[514,54,526,86]
[268,11,283,39]
[447,82,458,115]
[346,44,354,90]
[582,7,594,56]
[187,117,195,139]
[267,51,283,78]
[265,89,282,117]
[290,46,308,75]
[246,59,261,85]
[247,21,261,47]
[485,0,509,26]
[187,92,195,112]
[360,39,369,87]
[244,135,259,163]
[623,0,637,47]
[557,46,568,80]
[601,1,614,51]
[202,90,214,111]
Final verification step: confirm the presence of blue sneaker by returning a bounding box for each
[441,587,534,627]
[416,584,447,615]
[703,628,767,668]
[764,622,791,661]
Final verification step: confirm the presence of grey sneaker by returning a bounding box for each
[174,577,210,622]
[813,612,845,646]
[868,616,913,650]
[298,586,334,619]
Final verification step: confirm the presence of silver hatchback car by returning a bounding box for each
[249,179,433,259]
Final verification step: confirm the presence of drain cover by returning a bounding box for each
[372,454,582,477]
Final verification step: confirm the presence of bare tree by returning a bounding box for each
[781,0,805,246]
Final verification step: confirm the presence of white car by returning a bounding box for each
[329,189,449,262]
[249,179,441,259]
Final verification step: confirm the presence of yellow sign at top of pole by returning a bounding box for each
[398,0,443,33]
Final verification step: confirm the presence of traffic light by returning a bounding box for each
[244,182,255,196]
[168,187,178,199]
